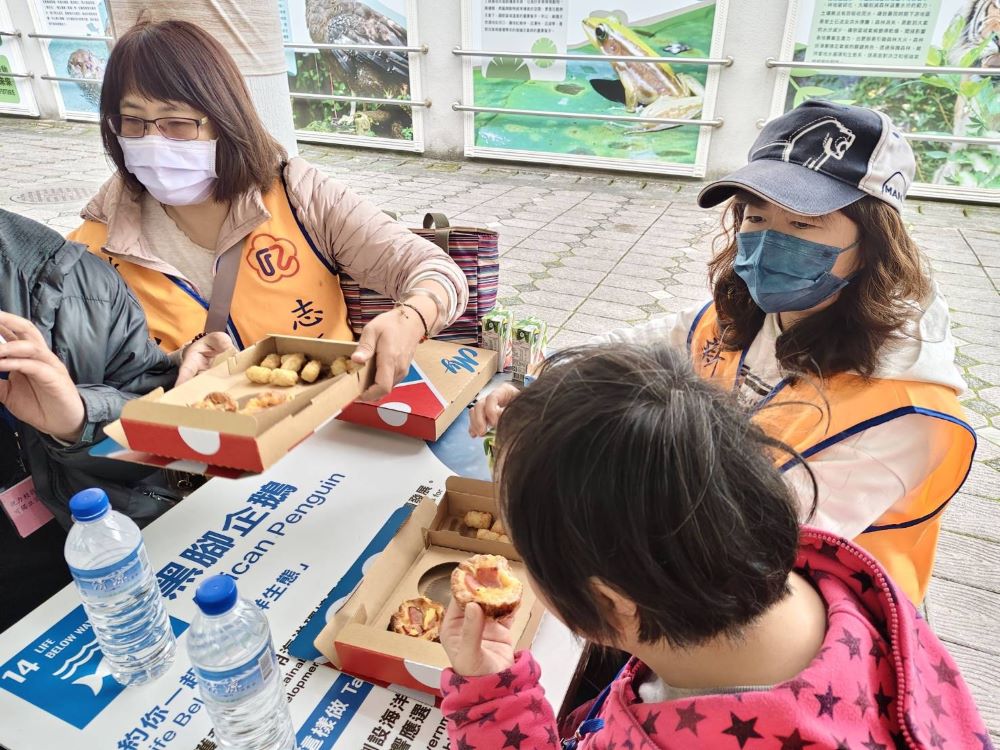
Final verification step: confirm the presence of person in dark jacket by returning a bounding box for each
[0,208,231,630]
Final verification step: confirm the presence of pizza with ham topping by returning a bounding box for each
[450,554,523,619]
[389,596,445,641]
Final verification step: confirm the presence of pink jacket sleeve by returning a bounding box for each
[440,652,562,750]
[283,157,469,327]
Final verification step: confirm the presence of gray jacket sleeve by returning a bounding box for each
[42,255,177,458]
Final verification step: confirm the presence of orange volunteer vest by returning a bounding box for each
[688,302,975,604]
[67,179,354,352]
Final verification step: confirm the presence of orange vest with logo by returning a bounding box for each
[67,180,353,352]
[688,302,974,604]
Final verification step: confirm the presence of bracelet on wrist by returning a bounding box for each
[395,301,429,342]
[403,287,448,335]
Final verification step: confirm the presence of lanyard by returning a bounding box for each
[561,666,627,749]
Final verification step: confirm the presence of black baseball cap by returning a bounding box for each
[698,100,915,216]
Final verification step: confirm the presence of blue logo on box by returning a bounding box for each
[0,605,188,729]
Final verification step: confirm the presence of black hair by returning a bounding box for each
[495,344,816,648]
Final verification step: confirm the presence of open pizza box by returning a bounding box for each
[103,335,373,474]
[338,341,497,441]
[315,477,543,697]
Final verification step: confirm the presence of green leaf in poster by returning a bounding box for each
[969,152,992,173]
[794,85,834,107]
[790,68,821,78]
[531,38,558,69]
[960,79,989,99]
[960,38,993,68]
[921,76,957,91]
[941,13,965,51]
[485,56,530,81]
[924,150,949,159]
[926,47,943,67]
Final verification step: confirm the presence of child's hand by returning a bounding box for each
[469,383,520,437]
[440,599,516,678]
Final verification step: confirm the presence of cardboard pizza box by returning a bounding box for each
[116,336,373,473]
[315,477,541,696]
[338,340,497,441]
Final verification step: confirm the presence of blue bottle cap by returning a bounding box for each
[194,575,238,616]
[69,488,110,522]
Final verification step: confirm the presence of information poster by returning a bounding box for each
[0,0,39,116]
[773,0,1000,200]
[0,423,454,750]
[30,0,110,120]
[280,0,424,151]
[461,0,729,176]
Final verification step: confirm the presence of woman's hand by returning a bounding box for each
[177,332,236,386]
[469,383,521,437]
[352,307,426,402]
[0,312,86,443]
[439,599,517,678]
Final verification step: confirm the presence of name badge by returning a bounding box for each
[0,476,54,538]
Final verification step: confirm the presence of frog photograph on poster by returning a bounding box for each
[778,0,999,192]
[464,0,725,174]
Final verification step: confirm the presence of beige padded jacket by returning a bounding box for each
[76,156,469,327]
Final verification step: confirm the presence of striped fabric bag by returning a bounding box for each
[340,213,499,345]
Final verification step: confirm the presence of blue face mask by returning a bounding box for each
[734,230,859,314]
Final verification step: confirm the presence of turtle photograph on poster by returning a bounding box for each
[32,0,111,119]
[781,0,998,190]
[282,0,417,143]
[464,0,725,174]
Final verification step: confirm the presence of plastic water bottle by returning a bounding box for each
[187,575,295,750]
[64,488,176,686]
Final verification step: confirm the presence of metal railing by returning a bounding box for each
[0,30,20,37]
[40,74,102,84]
[766,57,1000,77]
[290,92,430,107]
[452,102,722,128]
[0,71,33,79]
[27,32,113,42]
[903,132,999,146]
[283,42,426,54]
[454,47,733,66]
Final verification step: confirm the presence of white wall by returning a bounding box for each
[415,0,465,159]
[704,0,790,177]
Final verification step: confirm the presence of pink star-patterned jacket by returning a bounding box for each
[440,528,991,750]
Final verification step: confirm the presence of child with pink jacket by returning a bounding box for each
[439,344,989,750]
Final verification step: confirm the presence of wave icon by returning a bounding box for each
[54,639,100,680]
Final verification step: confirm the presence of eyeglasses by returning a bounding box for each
[108,114,209,141]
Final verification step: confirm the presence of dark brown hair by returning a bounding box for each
[99,20,286,202]
[708,194,931,380]
[495,344,816,648]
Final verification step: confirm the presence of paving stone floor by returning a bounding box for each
[1,119,998,738]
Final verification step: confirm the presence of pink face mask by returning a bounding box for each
[118,135,218,206]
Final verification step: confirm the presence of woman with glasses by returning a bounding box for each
[69,20,468,400]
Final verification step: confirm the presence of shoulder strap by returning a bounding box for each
[422,212,451,254]
[204,239,244,335]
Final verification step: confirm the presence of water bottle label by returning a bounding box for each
[68,543,146,596]
[193,641,277,704]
